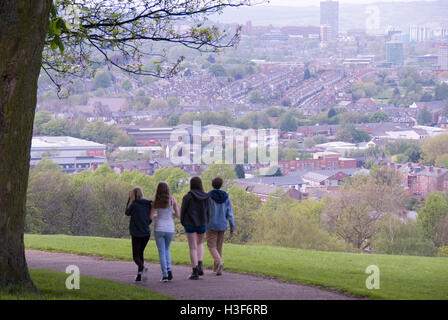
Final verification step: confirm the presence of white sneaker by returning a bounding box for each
[142,267,148,280]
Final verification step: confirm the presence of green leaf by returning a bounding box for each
[50,40,58,51]
[49,20,61,35]
[49,36,64,54]
[53,25,61,36]
[58,40,65,54]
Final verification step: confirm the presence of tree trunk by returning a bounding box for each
[0,0,52,290]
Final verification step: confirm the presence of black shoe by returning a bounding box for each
[135,274,142,282]
[167,270,173,281]
[160,277,169,283]
[188,273,199,280]
[188,268,199,280]
[216,263,224,276]
[197,262,204,276]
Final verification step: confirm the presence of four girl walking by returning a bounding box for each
[125,176,235,282]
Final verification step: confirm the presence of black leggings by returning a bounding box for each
[132,235,150,272]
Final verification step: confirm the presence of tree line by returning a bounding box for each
[349,67,448,108]
[34,111,136,148]
[167,106,380,141]
[26,161,448,257]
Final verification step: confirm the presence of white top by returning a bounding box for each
[154,198,175,233]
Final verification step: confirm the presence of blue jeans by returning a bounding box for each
[154,231,175,277]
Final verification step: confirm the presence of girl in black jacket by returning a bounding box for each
[180,176,210,280]
[125,187,152,282]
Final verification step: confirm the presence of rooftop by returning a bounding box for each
[238,175,305,186]
[302,171,334,183]
[137,127,174,131]
[316,141,357,148]
[289,168,368,178]
[392,163,448,178]
[31,136,106,149]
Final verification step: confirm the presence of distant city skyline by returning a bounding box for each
[212,0,447,30]
[320,1,339,39]
[263,0,438,6]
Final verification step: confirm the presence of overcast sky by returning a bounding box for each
[263,0,437,6]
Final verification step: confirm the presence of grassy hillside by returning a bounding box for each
[25,234,448,300]
[0,269,171,300]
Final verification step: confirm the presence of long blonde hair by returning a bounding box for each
[128,187,144,208]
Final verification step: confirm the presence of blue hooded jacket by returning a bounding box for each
[207,189,235,232]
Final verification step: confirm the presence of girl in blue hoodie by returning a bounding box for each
[206,177,235,276]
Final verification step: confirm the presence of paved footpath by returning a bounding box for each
[26,249,360,300]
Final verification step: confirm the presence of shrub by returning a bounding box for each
[372,215,438,257]
[252,194,354,252]
[437,246,448,257]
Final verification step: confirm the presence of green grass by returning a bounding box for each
[25,234,448,300]
[0,269,172,300]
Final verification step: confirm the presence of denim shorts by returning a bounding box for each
[184,224,206,234]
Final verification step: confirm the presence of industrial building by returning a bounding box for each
[30,136,106,173]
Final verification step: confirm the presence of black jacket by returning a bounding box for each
[180,189,210,227]
[125,198,152,237]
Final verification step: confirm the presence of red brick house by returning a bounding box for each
[387,163,448,197]
[296,125,338,138]
[276,153,357,175]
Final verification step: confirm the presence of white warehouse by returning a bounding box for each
[31,136,107,173]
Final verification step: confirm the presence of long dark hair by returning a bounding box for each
[190,176,204,192]
[153,182,171,209]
